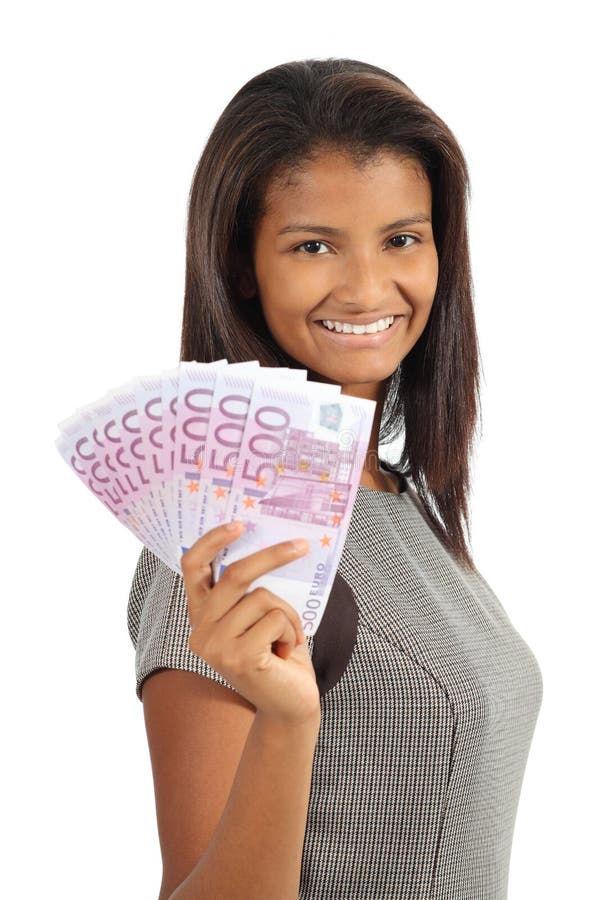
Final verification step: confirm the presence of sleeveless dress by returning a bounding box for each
[127,468,543,900]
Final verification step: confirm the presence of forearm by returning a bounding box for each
[169,710,321,900]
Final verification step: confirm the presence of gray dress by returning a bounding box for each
[127,469,543,900]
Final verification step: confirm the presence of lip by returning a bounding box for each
[314,315,406,347]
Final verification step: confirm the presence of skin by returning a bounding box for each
[239,148,439,492]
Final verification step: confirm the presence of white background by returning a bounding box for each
[2,1,597,897]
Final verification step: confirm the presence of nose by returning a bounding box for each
[335,251,395,310]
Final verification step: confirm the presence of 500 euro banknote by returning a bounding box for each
[213,378,376,634]
[56,361,376,634]
[56,393,174,568]
[172,360,228,558]
[193,365,306,554]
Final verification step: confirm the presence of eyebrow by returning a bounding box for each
[277,214,431,236]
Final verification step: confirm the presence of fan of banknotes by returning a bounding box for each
[55,360,376,634]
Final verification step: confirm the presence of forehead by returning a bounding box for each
[262,150,431,216]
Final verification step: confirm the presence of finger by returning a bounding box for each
[196,536,309,624]
[215,536,310,598]
[236,607,298,665]
[213,586,304,646]
[180,520,245,593]
[272,634,297,660]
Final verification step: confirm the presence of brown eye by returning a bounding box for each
[389,234,417,248]
[293,240,329,254]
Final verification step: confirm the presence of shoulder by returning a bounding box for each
[127,547,239,702]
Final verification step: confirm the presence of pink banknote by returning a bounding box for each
[56,361,376,632]
[56,396,171,566]
[159,367,182,532]
[213,378,375,634]
[133,372,176,561]
[173,360,228,556]
[106,379,173,560]
[196,365,307,547]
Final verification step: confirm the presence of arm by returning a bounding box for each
[142,522,322,900]
[143,670,319,900]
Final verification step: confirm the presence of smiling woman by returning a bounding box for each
[244,151,439,402]
[181,63,479,557]
[128,58,543,900]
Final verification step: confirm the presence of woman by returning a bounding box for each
[128,58,543,899]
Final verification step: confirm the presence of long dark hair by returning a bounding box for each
[180,58,482,572]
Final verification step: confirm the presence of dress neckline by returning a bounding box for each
[357,460,409,495]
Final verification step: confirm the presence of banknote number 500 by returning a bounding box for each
[242,405,290,486]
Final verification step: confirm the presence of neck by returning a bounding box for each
[339,381,396,492]
[306,371,395,491]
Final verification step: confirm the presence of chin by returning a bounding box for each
[314,360,400,385]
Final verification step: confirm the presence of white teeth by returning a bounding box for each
[321,316,394,334]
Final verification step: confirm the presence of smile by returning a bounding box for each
[315,314,405,347]
[320,316,394,334]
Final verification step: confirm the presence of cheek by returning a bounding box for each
[258,291,312,356]
[261,290,305,331]
[426,249,440,293]
[406,248,438,293]
[258,267,314,329]
[404,257,437,326]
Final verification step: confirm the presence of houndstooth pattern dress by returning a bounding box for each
[127,470,543,899]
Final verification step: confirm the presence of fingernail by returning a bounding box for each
[225,520,243,532]
[291,538,309,552]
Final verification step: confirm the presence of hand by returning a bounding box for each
[181,522,321,728]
